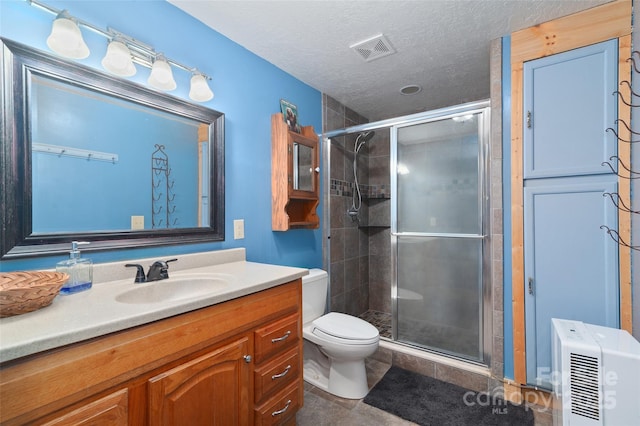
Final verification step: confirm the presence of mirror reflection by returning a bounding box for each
[293,142,314,192]
[31,75,210,233]
[0,38,225,259]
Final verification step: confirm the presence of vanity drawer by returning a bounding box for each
[254,381,300,426]
[254,347,299,404]
[254,313,299,364]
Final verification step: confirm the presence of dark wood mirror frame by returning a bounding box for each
[0,38,225,259]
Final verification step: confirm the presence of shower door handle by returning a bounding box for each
[528,277,534,295]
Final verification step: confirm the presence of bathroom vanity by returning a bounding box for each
[0,249,306,425]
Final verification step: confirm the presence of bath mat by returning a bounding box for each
[363,366,535,426]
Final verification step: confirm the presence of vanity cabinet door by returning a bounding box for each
[148,337,251,426]
[42,389,129,426]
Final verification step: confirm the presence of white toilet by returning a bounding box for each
[302,268,379,399]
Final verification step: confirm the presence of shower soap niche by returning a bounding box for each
[271,113,320,230]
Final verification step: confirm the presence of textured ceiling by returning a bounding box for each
[170,0,609,121]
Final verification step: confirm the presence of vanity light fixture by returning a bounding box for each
[46,10,89,59]
[101,38,136,77]
[148,54,177,91]
[189,72,214,102]
[29,0,214,102]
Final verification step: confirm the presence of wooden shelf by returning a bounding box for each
[271,113,320,231]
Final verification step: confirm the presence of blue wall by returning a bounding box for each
[0,0,323,271]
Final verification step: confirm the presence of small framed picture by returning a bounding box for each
[280,99,301,133]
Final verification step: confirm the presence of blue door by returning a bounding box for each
[523,40,619,388]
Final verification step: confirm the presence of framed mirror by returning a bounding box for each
[0,38,225,259]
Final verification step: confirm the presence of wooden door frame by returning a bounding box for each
[510,0,632,385]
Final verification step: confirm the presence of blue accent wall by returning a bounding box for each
[502,36,514,380]
[0,0,323,271]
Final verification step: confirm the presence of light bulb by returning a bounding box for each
[46,12,89,59]
[102,40,136,77]
[148,55,176,91]
[189,73,214,102]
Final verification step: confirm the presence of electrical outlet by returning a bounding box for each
[131,215,144,230]
[233,219,245,239]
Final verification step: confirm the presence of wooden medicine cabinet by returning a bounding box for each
[271,113,319,230]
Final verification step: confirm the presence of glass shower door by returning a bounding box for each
[392,109,488,362]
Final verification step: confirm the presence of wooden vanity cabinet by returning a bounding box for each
[148,337,251,426]
[271,113,320,230]
[0,280,303,426]
[41,389,129,425]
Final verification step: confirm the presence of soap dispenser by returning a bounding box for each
[56,241,93,295]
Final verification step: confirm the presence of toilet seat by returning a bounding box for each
[311,312,379,345]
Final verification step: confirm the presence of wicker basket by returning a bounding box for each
[0,271,69,318]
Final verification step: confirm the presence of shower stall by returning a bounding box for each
[325,100,491,365]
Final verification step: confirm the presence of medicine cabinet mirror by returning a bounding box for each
[0,38,225,259]
[292,142,315,192]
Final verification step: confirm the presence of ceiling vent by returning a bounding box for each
[350,34,395,62]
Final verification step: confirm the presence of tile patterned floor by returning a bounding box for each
[296,358,418,425]
[359,310,392,339]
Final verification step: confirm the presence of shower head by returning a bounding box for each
[358,130,375,144]
[355,130,375,153]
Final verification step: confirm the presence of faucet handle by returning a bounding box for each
[161,258,178,278]
[148,258,178,280]
[125,264,146,283]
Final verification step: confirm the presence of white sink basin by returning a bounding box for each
[115,273,233,304]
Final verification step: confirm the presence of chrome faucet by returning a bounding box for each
[125,258,177,283]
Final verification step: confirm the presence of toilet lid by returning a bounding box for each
[312,312,379,341]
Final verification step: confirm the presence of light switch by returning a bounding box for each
[234,219,245,239]
[131,215,144,230]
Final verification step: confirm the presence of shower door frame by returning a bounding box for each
[390,101,492,366]
[322,99,492,366]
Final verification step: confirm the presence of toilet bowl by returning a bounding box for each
[302,269,379,399]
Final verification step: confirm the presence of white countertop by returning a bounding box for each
[0,249,308,363]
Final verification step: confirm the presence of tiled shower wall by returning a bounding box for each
[322,95,392,317]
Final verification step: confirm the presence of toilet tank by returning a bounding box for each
[302,268,328,324]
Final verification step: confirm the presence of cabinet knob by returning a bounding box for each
[314,167,320,173]
[243,355,252,363]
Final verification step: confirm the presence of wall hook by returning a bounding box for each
[600,225,639,251]
[603,192,640,214]
[605,126,640,143]
[627,52,640,74]
[610,155,640,178]
[619,80,640,98]
[613,90,640,108]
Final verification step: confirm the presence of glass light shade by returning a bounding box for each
[147,56,176,91]
[101,40,136,77]
[189,73,214,102]
[46,15,89,59]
